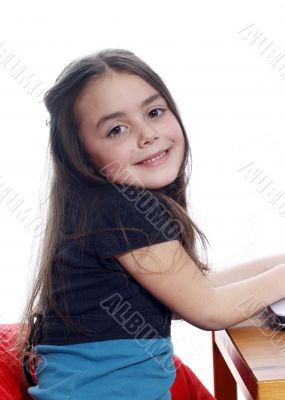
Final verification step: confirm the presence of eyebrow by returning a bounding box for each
[96,93,165,129]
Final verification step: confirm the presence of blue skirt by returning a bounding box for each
[28,336,176,399]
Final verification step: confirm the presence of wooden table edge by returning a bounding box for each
[213,329,258,399]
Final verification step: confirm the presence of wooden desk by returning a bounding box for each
[212,309,285,400]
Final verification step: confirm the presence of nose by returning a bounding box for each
[137,124,159,147]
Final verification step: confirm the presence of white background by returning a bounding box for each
[1,1,285,398]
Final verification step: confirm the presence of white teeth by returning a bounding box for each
[141,150,166,164]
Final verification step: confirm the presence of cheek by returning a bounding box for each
[165,118,184,144]
[91,143,132,171]
[99,148,133,181]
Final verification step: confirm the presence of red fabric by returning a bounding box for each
[170,354,216,399]
[0,323,32,400]
[0,323,215,399]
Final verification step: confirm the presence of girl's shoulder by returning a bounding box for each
[88,182,170,232]
[99,182,177,214]
[96,183,146,209]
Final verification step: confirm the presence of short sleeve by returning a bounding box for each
[91,183,182,259]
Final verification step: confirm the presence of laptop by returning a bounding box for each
[267,298,285,328]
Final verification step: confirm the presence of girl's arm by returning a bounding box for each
[214,264,285,329]
[174,253,285,320]
[207,252,285,288]
[115,241,285,331]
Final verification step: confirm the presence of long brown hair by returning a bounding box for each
[14,48,212,375]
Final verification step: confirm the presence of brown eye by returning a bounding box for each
[148,108,166,118]
[107,125,127,138]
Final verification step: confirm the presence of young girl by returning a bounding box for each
[16,48,285,400]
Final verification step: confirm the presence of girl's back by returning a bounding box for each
[28,183,177,399]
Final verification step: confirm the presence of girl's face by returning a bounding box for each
[74,71,185,190]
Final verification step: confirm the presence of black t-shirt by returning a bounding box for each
[35,183,180,345]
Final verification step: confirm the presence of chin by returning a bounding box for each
[108,170,178,191]
[141,177,178,191]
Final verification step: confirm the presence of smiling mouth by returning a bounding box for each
[135,148,170,167]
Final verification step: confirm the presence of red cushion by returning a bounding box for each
[0,323,215,399]
[0,323,32,400]
[170,354,215,399]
